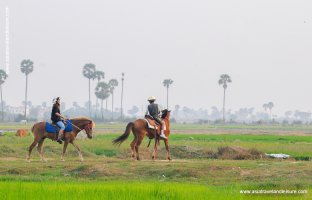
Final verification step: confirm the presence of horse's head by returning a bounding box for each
[161,109,171,119]
[83,120,95,139]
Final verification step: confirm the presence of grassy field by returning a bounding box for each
[0,123,312,199]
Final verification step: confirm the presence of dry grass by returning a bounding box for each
[217,146,265,160]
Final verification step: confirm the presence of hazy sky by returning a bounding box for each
[0,0,312,116]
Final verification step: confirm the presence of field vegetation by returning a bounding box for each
[0,123,311,199]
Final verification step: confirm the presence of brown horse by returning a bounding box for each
[27,117,95,162]
[113,109,171,161]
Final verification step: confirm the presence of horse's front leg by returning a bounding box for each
[130,139,137,159]
[164,138,171,161]
[61,140,69,161]
[71,141,84,162]
[135,138,143,161]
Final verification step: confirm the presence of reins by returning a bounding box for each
[64,119,83,131]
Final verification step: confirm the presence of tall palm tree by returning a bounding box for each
[163,79,174,109]
[120,73,125,120]
[0,70,8,120]
[262,103,268,112]
[108,79,119,120]
[93,70,105,119]
[218,74,232,123]
[267,102,274,120]
[20,59,34,120]
[95,82,110,121]
[82,63,96,117]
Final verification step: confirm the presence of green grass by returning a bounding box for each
[0,181,214,200]
[0,181,310,200]
[2,132,312,159]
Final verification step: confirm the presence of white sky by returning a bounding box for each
[0,0,312,116]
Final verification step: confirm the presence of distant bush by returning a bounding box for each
[196,119,208,124]
[292,120,303,125]
[213,119,223,124]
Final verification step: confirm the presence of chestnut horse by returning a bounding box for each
[27,117,95,162]
[113,109,171,160]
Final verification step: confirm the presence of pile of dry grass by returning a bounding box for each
[16,129,28,137]
[167,145,265,160]
[217,146,264,160]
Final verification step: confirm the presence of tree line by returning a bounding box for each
[0,60,286,123]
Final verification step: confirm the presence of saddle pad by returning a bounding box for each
[45,120,73,133]
[144,119,158,129]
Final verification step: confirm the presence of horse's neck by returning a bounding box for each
[164,117,170,130]
[72,120,85,134]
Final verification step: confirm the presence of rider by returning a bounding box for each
[146,96,167,139]
[51,97,66,144]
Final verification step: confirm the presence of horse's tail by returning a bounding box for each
[113,122,134,145]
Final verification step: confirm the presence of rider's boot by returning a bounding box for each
[57,130,64,144]
[159,130,167,139]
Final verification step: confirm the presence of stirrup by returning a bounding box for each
[160,133,167,139]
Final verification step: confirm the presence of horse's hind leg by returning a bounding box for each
[37,138,47,162]
[135,139,142,161]
[130,139,137,158]
[26,138,40,162]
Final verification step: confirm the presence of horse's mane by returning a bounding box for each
[71,116,92,121]
[70,116,96,128]
[161,109,170,119]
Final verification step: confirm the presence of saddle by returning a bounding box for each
[45,120,73,133]
[144,115,166,130]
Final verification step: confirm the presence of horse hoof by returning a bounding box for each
[168,157,172,161]
[60,159,65,162]
[41,159,47,163]
[26,159,30,163]
[136,158,140,161]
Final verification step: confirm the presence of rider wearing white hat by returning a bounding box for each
[146,96,167,139]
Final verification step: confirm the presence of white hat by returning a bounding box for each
[148,96,156,101]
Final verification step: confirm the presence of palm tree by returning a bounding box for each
[163,79,174,109]
[120,73,125,120]
[0,70,8,120]
[20,59,34,120]
[95,82,110,121]
[108,79,119,120]
[93,70,105,119]
[218,74,232,123]
[267,102,274,120]
[82,63,96,117]
[262,103,268,112]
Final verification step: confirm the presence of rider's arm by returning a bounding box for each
[157,105,161,116]
[55,113,66,120]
